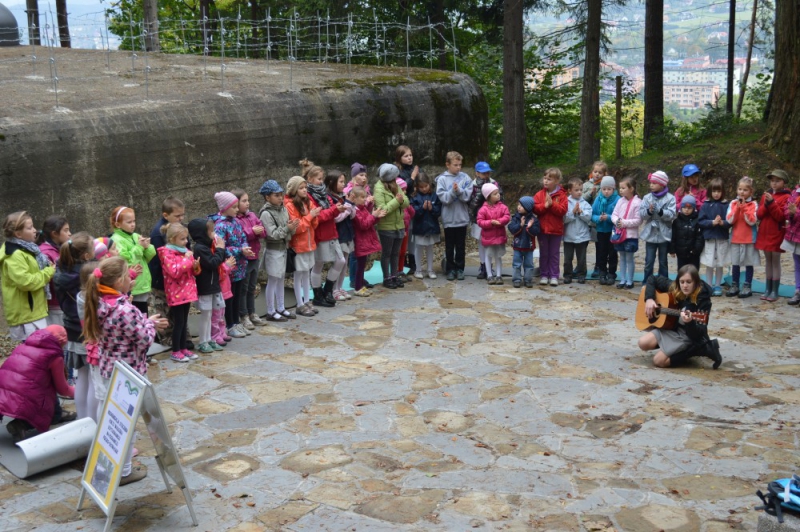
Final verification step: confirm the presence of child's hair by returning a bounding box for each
[670,264,702,304]
[707,178,725,200]
[300,158,324,181]
[2,211,32,239]
[109,206,134,229]
[287,176,310,214]
[592,160,608,174]
[394,145,412,166]
[416,171,432,188]
[446,151,463,164]
[230,188,247,200]
[59,232,94,270]
[325,169,344,192]
[160,222,189,244]
[83,257,129,342]
[545,167,563,182]
[348,186,366,199]
[161,196,185,215]
[738,176,754,193]
[679,173,702,195]
[567,177,583,191]
[80,260,100,289]
[619,176,636,192]
[37,215,69,245]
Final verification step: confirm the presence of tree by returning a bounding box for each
[56,0,70,47]
[500,0,530,171]
[643,0,663,148]
[25,0,40,46]
[143,0,160,51]
[578,0,601,165]
[725,0,735,114]
[764,0,800,165]
[736,0,757,119]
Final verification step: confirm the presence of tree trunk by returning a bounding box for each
[643,0,664,148]
[55,0,70,47]
[250,0,261,59]
[726,0,735,113]
[200,0,211,53]
[578,0,602,166]
[143,0,160,52]
[25,0,40,46]
[434,0,447,69]
[765,0,800,165]
[736,0,757,118]
[500,0,530,171]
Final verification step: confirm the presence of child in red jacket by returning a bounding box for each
[157,223,200,362]
[725,177,760,298]
[533,167,569,285]
[756,170,791,301]
[477,183,510,284]
[351,187,386,297]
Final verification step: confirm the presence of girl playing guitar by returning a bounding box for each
[637,264,722,369]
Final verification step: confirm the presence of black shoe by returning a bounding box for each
[708,339,722,369]
[513,280,521,288]
[576,277,586,284]
[477,263,487,280]
[364,281,375,289]
[457,270,465,281]
[383,278,398,289]
[185,340,195,350]
[563,276,572,285]
[312,288,334,307]
[598,274,608,286]
[323,280,337,305]
[616,281,625,289]
[394,276,405,287]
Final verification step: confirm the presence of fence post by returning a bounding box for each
[615,75,622,160]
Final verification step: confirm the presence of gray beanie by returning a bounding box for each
[681,195,697,208]
[379,163,400,183]
[600,175,616,189]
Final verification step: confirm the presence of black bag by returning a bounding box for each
[286,248,297,275]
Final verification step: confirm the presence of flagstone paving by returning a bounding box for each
[1,271,798,531]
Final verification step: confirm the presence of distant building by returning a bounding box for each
[664,64,744,94]
[528,65,581,89]
[664,82,719,109]
[682,56,712,69]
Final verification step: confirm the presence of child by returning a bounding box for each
[0,325,74,442]
[53,232,97,421]
[470,162,500,279]
[395,146,419,276]
[725,176,760,298]
[697,178,731,296]
[37,215,71,325]
[259,180,299,320]
[327,169,356,300]
[232,188,267,327]
[0,211,55,340]
[188,218,228,352]
[410,171,441,279]
[583,160,608,279]
[534,167,569,286]
[669,195,705,270]
[83,257,167,485]
[675,164,707,212]
[157,223,200,362]
[508,196,540,288]
[396,178,416,283]
[303,159,346,307]
[756,169,791,302]
[210,192,254,337]
[611,177,642,289]
[639,171,677,284]
[215,254,234,345]
[374,163,410,288]
[783,181,800,305]
[345,162,374,289]
[591,176,621,286]
[285,175,321,316]
[563,177,593,285]
[477,183,510,284]
[351,187,386,296]
[109,206,156,316]
[436,151,474,281]
[148,196,186,346]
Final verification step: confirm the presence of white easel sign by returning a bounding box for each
[77,361,198,531]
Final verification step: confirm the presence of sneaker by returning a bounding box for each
[788,290,800,306]
[549,277,558,286]
[333,289,348,302]
[712,285,723,297]
[182,349,199,360]
[524,280,534,288]
[487,277,496,285]
[513,280,522,288]
[354,287,371,297]
[209,341,224,351]
[228,326,246,338]
[249,313,266,326]
[198,342,215,354]
[457,270,465,281]
[170,351,190,363]
[428,272,437,279]
[6,419,34,443]
[496,276,504,285]
[119,464,148,486]
[241,316,255,330]
[590,270,600,279]
[238,323,252,336]
[563,276,572,285]
[540,277,549,286]
[414,272,424,279]
[383,278,398,289]
[344,290,352,300]
[395,276,405,287]
[447,270,456,281]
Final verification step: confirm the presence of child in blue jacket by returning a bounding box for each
[410,172,441,279]
[508,196,540,288]
[591,176,621,285]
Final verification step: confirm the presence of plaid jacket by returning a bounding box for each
[97,294,156,379]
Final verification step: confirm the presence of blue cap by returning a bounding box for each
[682,164,700,177]
[259,180,284,196]
[475,161,493,173]
[519,196,534,213]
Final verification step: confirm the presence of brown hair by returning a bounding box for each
[109,206,134,230]
[325,169,345,193]
[230,188,248,200]
[160,222,189,244]
[287,180,310,215]
[59,232,94,270]
[567,177,583,191]
[707,178,725,201]
[545,167,563,182]
[679,173,702,198]
[2,211,32,239]
[300,158,324,181]
[446,151,463,164]
[348,186,366,199]
[83,257,129,342]
[37,215,69,245]
[394,145,412,166]
[416,171,432,189]
[670,264,703,305]
[619,176,637,194]
[592,160,608,174]
[738,176,754,194]
[161,196,185,215]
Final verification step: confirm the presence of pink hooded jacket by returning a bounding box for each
[477,202,511,246]
[157,247,199,307]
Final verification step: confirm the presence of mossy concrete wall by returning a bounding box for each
[0,73,487,236]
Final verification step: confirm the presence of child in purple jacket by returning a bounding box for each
[232,188,267,329]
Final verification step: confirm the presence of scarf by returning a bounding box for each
[652,187,669,198]
[8,237,51,299]
[97,284,121,297]
[307,183,330,209]
[166,244,188,254]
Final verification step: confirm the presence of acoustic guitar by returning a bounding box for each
[635,287,709,331]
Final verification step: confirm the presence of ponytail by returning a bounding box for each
[82,257,128,342]
[59,232,94,270]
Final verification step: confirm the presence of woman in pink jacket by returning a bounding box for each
[477,183,511,285]
[157,223,200,363]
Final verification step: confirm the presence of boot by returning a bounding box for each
[738,282,752,298]
[726,282,739,297]
[477,263,488,280]
[707,339,723,369]
[760,279,772,300]
[312,287,334,307]
[407,254,417,276]
[789,289,800,306]
[323,279,337,306]
[766,281,780,302]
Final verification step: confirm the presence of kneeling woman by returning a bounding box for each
[638,264,722,369]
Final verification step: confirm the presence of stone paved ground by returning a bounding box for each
[1,251,799,532]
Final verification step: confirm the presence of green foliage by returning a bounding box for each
[599,83,644,160]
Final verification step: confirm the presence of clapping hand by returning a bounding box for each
[545,195,552,208]
[310,207,322,218]
[372,208,387,218]
[225,256,236,268]
[288,219,300,230]
[789,202,798,215]
[215,235,226,248]
[131,264,143,275]
[253,225,265,235]
[242,246,256,259]
[138,236,151,248]
[149,314,170,331]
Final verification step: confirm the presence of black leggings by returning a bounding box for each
[132,300,149,316]
[378,230,404,279]
[225,280,243,328]
[170,303,190,351]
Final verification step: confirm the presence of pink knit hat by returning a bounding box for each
[648,171,669,188]
[482,183,499,199]
[396,178,407,191]
[215,191,238,213]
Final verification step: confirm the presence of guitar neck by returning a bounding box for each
[658,308,683,317]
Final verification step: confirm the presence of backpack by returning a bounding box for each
[756,475,800,523]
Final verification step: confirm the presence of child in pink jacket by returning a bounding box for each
[233,188,267,328]
[156,223,200,362]
[477,183,511,285]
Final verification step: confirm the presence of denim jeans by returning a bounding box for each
[618,251,636,284]
[512,250,534,283]
[643,241,669,282]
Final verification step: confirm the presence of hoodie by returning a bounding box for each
[563,195,593,243]
[669,209,704,259]
[96,294,156,379]
[436,171,474,228]
[0,242,55,327]
[507,203,540,252]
